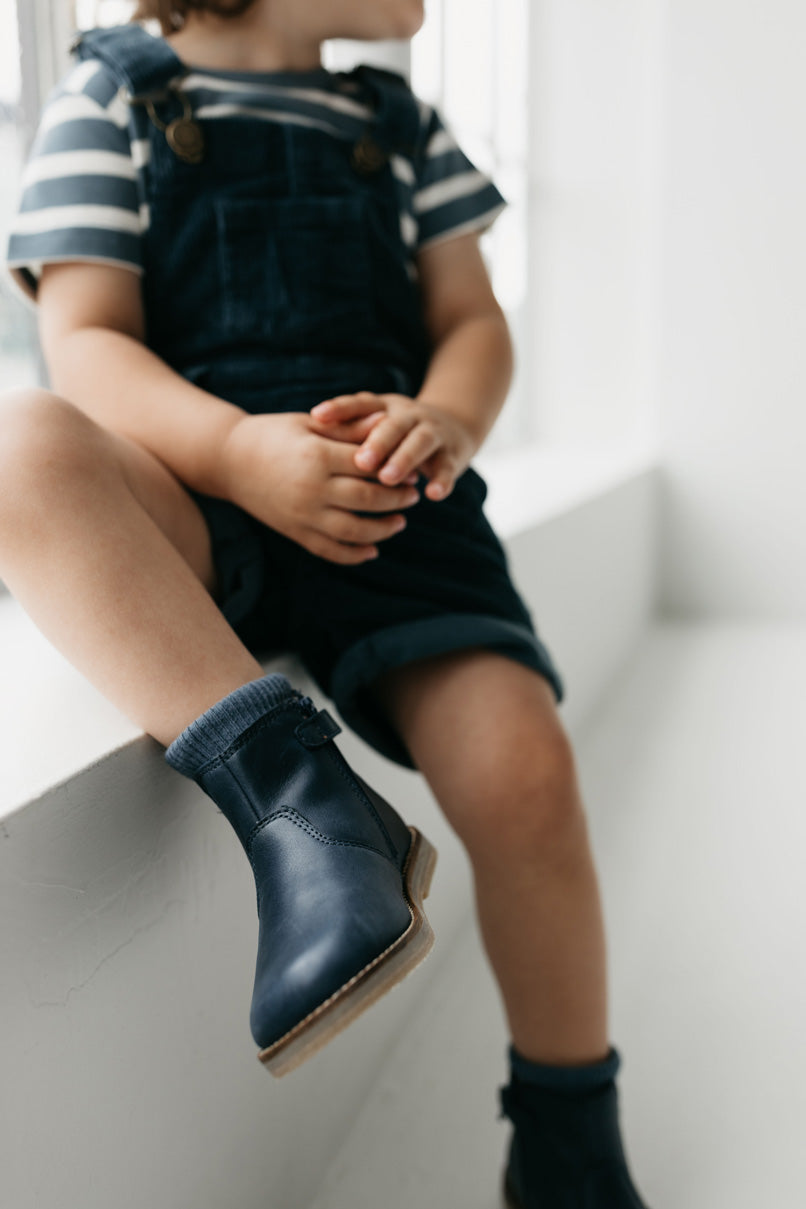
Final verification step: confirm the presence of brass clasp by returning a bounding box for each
[144,88,205,164]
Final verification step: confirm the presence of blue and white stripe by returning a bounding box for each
[4,55,507,308]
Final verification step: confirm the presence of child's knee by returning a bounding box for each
[451,725,585,866]
[0,388,108,507]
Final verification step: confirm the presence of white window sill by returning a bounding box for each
[0,438,660,821]
[476,436,659,538]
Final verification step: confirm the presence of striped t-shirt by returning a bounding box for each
[3,48,508,310]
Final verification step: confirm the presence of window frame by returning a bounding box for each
[410,0,533,449]
[17,0,76,150]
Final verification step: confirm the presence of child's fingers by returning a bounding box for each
[376,422,443,485]
[310,393,383,423]
[321,505,410,548]
[302,526,379,565]
[327,475,420,513]
[421,450,458,501]
[353,413,418,472]
[326,440,419,485]
[308,411,385,444]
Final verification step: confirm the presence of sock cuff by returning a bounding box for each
[508,1044,622,1092]
[163,673,298,778]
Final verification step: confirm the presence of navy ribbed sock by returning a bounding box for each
[508,1042,622,1093]
[163,673,299,779]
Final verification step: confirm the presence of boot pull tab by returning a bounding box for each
[295,709,342,749]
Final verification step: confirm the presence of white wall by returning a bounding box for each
[527,0,664,450]
[658,0,806,617]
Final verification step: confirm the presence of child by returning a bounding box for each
[1,1,651,1205]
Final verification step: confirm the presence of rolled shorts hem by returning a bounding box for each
[327,613,566,769]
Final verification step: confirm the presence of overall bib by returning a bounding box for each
[72,24,565,767]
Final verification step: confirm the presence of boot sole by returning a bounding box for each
[258,825,437,1077]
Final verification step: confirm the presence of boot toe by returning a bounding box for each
[248,813,415,1051]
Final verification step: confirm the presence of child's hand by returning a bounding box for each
[219,411,420,565]
[309,391,477,501]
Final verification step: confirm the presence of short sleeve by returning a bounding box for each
[2,58,144,311]
[413,103,508,253]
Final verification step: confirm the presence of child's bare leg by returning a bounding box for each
[375,648,609,1066]
[0,390,265,747]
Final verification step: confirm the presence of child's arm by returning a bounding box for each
[38,262,249,497]
[410,229,515,450]
[309,231,513,501]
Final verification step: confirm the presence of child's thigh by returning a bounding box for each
[1,388,218,598]
[104,423,219,598]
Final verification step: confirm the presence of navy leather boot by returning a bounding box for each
[167,686,437,1076]
[499,1070,650,1207]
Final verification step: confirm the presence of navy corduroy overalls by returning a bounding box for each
[72,23,565,766]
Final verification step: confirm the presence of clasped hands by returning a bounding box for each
[310,390,476,500]
[220,391,477,566]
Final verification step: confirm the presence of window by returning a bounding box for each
[0,0,39,393]
[0,0,133,396]
[74,0,139,29]
[410,0,531,449]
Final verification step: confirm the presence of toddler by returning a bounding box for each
[2,1,651,1205]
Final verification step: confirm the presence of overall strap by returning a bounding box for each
[350,64,426,171]
[68,22,187,99]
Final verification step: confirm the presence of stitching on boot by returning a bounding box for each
[319,743,398,860]
[195,698,400,862]
[245,806,392,862]
[224,758,264,830]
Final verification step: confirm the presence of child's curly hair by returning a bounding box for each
[131,1,258,36]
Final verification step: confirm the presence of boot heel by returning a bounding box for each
[259,826,437,1077]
